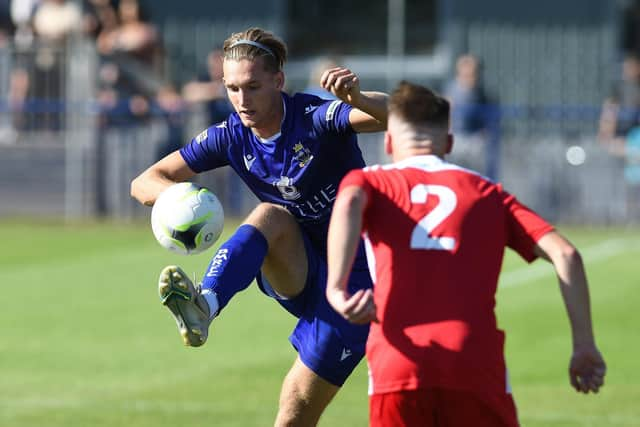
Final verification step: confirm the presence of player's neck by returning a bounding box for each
[394,149,443,162]
[251,96,285,140]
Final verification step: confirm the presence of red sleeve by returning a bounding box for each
[338,168,376,229]
[499,185,555,263]
[339,169,374,204]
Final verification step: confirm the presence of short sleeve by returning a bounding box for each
[500,187,555,262]
[311,99,355,135]
[339,168,375,215]
[179,125,231,173]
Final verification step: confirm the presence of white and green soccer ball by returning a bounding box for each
[151,182,224,255]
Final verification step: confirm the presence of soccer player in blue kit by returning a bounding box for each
[130,27,388,426]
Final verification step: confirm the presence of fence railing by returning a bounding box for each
[0,38,637,224]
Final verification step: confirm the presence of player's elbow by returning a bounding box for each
[130,175,151,206]
[551,240,583,269]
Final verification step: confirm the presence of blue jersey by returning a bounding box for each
[180,92,367,255]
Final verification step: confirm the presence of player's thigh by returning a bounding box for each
[243,203,307,298]
[436,388,519,427]
[369,389,436,427]
[275,356,340,427]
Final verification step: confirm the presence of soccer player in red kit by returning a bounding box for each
[325,81,606,427]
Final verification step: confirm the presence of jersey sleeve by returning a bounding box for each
[499,186,555,262]
[179,125,231,173]
[311,99,355,135]
[338,168,376,229]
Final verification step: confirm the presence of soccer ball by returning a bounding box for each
[151,182,224,255]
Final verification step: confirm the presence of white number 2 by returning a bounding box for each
[410,184,457,250]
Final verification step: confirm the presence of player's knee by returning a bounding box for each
[245,202,298,242]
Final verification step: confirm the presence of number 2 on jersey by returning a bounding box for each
[410,184,457,250]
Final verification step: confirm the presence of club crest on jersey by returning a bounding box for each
[274,176,301,201]
[195,129,208,144]
[293,142,314,168]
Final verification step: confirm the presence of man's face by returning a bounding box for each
[223,57,284,131]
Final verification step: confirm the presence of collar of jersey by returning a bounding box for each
[395,154,445,169]
[253,93,287,144]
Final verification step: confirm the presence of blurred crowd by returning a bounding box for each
[0,0,639,188]
[0,0,233,154]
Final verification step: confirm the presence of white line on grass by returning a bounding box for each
[499,237,635,289]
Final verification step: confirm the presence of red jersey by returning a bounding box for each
[339,155,554,396]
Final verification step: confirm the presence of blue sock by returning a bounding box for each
[201,224,268,312]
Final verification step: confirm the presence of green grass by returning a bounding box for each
[0,220,638,426]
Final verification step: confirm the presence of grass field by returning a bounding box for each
[1,219,638,427]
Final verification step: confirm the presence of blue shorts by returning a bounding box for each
[257,231,372,386]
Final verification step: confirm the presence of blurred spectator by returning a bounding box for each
[599,54,640,146]
[599,53,640,219]
[303,56,338,100]
[0,0,14,44]
[32,0,81,43]
[95,0,164,127]
[96,0,159,68]
[81,0,116,40]
[27,0,83,130]
[621,0,640,58]
[181,49,233,125]
[443,54,491,135]
[442,53,499,178]
[10,0,39,47]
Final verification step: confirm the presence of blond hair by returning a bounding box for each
[223,27,287,73]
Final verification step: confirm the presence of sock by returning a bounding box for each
[201,224,268,313]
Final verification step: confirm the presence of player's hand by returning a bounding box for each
[320,67,362,106]
[569,343,606,394]
[326,288,378,325]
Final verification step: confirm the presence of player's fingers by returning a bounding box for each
[579,377,590,393]
[342,289,368,316]
[333,73,355,92]
[346,290,375,324]
[321,68,349,90]
[320,67,344,85]
[594,365,607,377]
[569,372,580,392]
[328,70,352,89]
[348,289,373,316]
[349,300,377,324]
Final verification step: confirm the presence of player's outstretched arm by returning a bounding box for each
[534,231,606,394]
[130,151,196,206]
[326,185,377,324]
[320,67,388,133]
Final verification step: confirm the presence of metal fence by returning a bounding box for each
[0,37,636,225]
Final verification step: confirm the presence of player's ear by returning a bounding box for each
[275,71,285,90]
[445,133,453,154]
[384,131,393,155]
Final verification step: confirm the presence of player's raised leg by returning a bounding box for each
[158,265,211,346]
[159,202,308,347]
[203,202,308,306]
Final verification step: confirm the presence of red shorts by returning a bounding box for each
[369,387,519,427]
